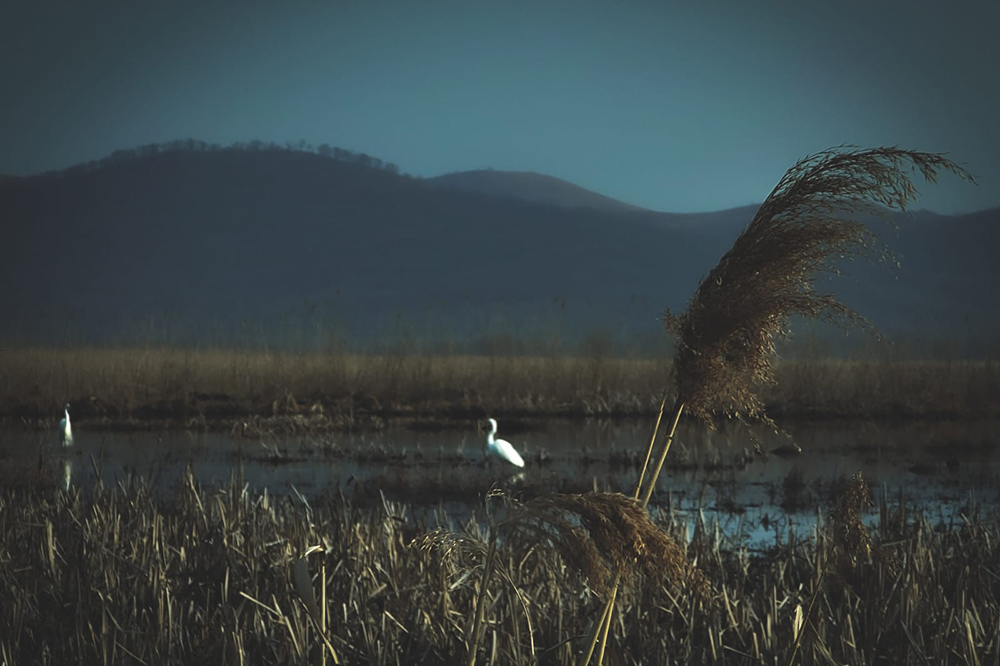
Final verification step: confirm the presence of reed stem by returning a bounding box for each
[633,390,670,503]
[640,401,684,509]
[578,398,685,666]
[593,584,617,666]
[466,529,499,666]
[578,587,617,666]
[785,567,825,666]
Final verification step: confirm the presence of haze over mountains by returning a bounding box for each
[427,170,651,213]
[1,143,996,354]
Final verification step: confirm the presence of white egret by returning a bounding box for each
[483,418,525,468]
[59,403,73,447]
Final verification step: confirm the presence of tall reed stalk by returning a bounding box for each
[579,146,974,665]
[465,527,499,666]
[579,395,684,666]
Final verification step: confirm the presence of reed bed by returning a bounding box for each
[1,473,997,665]
[1,347,996,428]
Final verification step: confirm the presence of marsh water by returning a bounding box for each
[3,418,997,549]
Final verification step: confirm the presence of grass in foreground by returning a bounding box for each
[1,473,997,664]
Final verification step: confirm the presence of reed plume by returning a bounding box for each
[513,491,707,597]
[417,489,705,666]
[788,471,878,665]
[827,471,900,590]
[584,147,974,666]
[830,471,874,568]
[664,147,973,426]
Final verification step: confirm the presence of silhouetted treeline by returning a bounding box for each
[36,139,403,180]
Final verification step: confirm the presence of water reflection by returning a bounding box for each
[2,419,997,539]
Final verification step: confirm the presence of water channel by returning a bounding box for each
[3,418,997,550]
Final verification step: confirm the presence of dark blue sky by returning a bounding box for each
[2,0,997,213]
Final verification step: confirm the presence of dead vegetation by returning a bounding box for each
[0,474,997,665]
[0,348,995,431]
[665,147,975,427]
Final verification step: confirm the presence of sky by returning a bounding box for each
[2,0,997,214]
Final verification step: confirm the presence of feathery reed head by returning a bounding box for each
[664,147,974,424]
[830,471,873,567]
[511,492,708,596]
[416,490,707,597]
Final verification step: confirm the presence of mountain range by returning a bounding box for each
[1,144,996,355]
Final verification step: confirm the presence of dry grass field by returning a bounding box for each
[0,347,995,429]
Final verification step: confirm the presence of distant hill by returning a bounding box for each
[0,144,996,354]
[427,169,650,213]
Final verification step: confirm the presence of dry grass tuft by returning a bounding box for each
[828,471,903,596]
[416,489,709,665]
[415,525,489,562]
[830,471,874,569]
[664,147,974,425]
[511,492,709,598]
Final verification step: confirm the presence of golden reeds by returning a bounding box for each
[516,491,709,597]
[830,471,874,569]
[585,147,974,665]
[1,474,997,664]
[417,488,709,666]
[665,147,974,426]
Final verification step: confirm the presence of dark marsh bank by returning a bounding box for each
[2,348,997,433]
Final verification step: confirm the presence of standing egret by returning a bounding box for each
[59,403,73,447]
[483,418,525,468]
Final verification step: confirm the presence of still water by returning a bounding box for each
[3,418,997,548]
